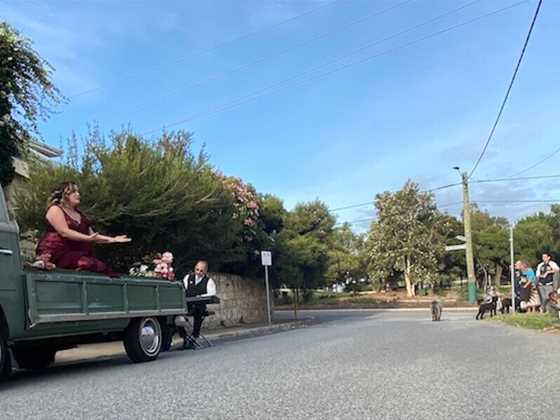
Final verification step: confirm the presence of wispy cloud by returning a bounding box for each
[0,2,97,94]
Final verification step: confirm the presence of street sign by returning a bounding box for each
[445,244,467,252]
[261,251,273,325]
[261,251,272,266]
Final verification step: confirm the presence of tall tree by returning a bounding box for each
[0,22,62,186]
[549,205,560,259]
[471,208,509,286]
[440,213,466,284]
[514,212,555,268]
[366,181,450,296]
[273,200,335,291]
[326,223,367,285]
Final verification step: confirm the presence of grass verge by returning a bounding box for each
[492,312,560,331]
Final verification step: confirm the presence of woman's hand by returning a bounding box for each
[88,233,100,242]
[110,235,132,244]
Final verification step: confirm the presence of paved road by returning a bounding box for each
[274,308,419,323]
[1,310,559,419]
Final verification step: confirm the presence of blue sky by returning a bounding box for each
[2,0,559,230]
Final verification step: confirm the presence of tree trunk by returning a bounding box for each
[495,265,503,287]
[404,257,414,297]
[480,265,488,290]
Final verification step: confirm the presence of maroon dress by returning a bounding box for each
[36,207,112,275]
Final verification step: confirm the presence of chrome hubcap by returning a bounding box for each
[139,319,161,355]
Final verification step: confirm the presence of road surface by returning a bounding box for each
[1,310,559,419]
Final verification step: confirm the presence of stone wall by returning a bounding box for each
[203,272,268,329]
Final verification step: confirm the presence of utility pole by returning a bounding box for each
[457,170,476,304]
[510,226,515,314]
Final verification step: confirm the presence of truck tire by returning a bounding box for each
[15,347,56,370]
[123,317,162,363]
[0,329,11,380]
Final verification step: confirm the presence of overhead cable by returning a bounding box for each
[471,174,560,184]
[69,0,339,98]
[330,202,373,212]
[505,144,560,178]
[468,0,543,178]
[118,0,419,118]
[140,0,527,136]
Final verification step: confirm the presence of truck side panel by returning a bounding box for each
[11,272,185,340]
[14,318,130,341]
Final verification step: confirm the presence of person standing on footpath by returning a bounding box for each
[536,253,559,313]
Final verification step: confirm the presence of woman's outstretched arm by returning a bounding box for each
[88,229,131,244]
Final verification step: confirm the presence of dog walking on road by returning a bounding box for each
[431,300,442,321]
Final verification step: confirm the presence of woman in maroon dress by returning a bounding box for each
[36,182,131,275]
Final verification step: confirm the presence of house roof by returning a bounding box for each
[12,140,62,179]
[28,140,62,158]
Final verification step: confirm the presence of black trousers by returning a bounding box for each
[188,302,207,338]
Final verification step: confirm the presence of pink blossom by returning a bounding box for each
[244,218,256,227]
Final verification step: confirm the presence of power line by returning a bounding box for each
[468,0,543,179]
[328,173,560,220]
[335,199,558,227]
[474,199,559,204]
[69,0,339,99]
[426,182,462,193]
[426,175,560,195]
[141,0,527,136]
[336,203,461,226]
[336,201,463,225]
[330,202,373,212]
[472,174,560,184]
[329,188,463,215]
[109,0,418,119]
[505,144,560,178]
[335,217,376,226]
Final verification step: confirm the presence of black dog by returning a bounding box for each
[476,296,498,320]
[431,300,442,321]
[499,297,512,314]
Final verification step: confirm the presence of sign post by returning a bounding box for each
[261,251,272,325]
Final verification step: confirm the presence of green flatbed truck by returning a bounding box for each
[0,188,187,380]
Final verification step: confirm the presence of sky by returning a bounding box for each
[1,0,559,231]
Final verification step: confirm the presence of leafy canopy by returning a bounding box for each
[0,22,62,186]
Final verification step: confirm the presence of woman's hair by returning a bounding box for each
[46,181,79,210]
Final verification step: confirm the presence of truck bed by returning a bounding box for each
[24,269,186,326]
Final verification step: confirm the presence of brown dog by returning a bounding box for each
[431,300,442,321]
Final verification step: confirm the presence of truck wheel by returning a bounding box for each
[124,317,162,363]
[0,329,12,380]
[15,347,56,370]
